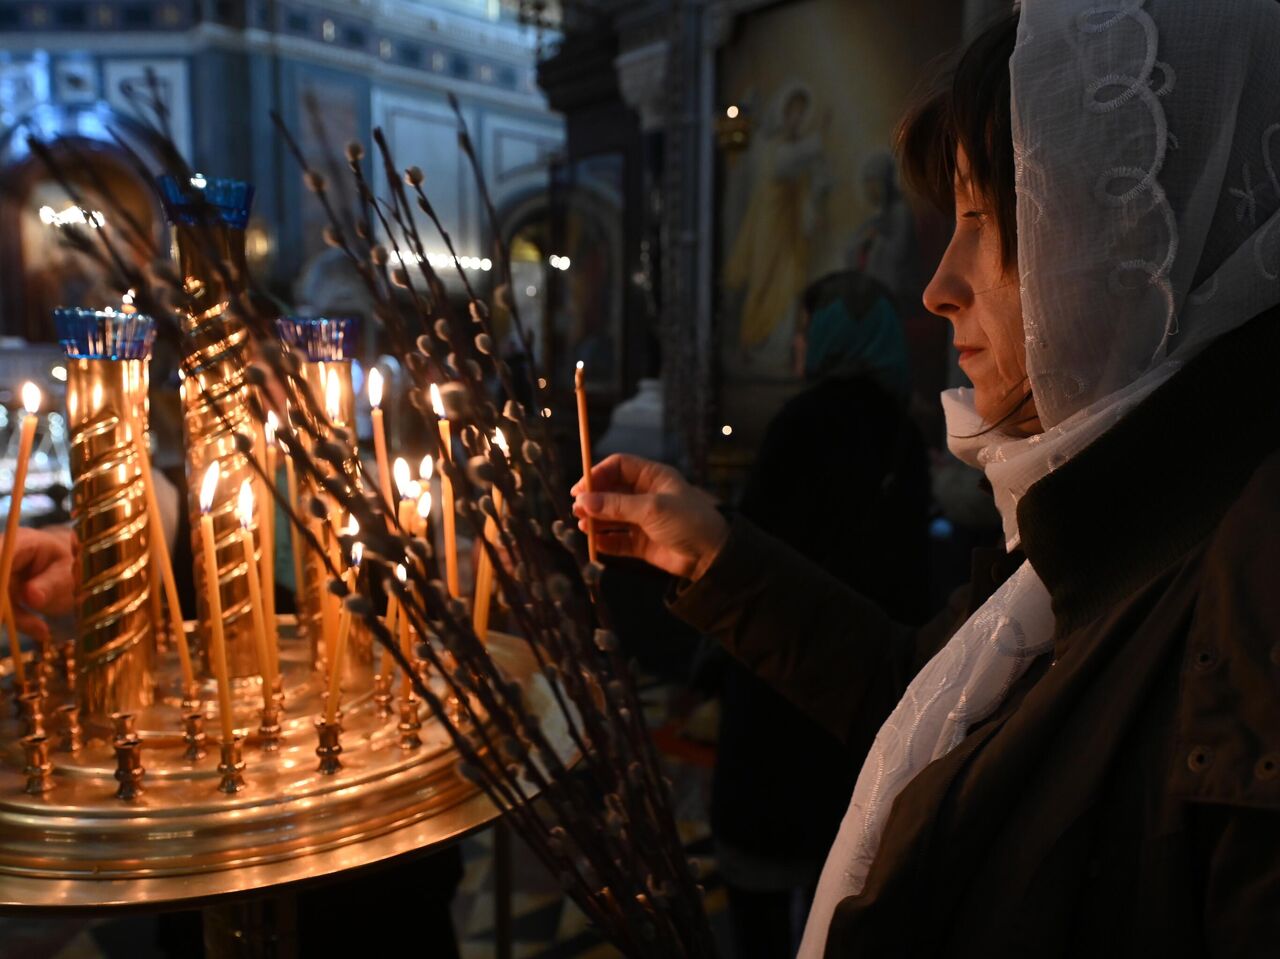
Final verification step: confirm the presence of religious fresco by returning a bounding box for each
[717,0,961,441]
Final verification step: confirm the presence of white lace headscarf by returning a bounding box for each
[800,2,1280,956]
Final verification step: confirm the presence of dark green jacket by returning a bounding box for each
[672,311,1280,957]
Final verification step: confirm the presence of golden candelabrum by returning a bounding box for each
[0,180,563,921]
[166,176,260,680]
[58,309,156,718]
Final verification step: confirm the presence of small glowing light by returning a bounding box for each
[542,407,552,419]
[395,563,407,583]
[190,174,207,189]
[429,382,445,418]
[121,289,136,307]
[492,428,509,456]
[537,377,547,389]
[351,541,364,568]
[549,254,561,269]
[418,455,433,481]
[199,464,220,513]
[480,258,492,271]
[575,360,584,372]
[50,365,67,382]
[237,480,255,529]
[721,424,733,437]
[21,382,41,415]
[39,204,105,228]
[726,105,740,119]
[393,457,412,499]
[406,480,422,501]
[416,490,432,520]
[558,256,571,271]
[325,369,342,421]
[265,410,278,445]
[346,515,360,537]
[367,367,383,409]
[525,285,538,297]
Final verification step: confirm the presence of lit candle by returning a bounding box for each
[430,384,460,597]
[262,411,280,686]
[368,368,394,520]
[322,374,344,666]
[574,362,598,563]
[199,464,236,744]
[472,429,507,642]
[132,432,195,693]
[236,481,276,710]
[325,538,360,725]
[0,383,39,680]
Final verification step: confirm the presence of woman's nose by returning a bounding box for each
[923,243,974,321]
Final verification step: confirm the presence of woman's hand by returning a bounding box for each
[1,527,75,644]
[571,454,729,581]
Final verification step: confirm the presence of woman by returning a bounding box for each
[574,4,1280,955]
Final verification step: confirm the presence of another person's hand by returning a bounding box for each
[1,527,75,645]
[571,454,729,581]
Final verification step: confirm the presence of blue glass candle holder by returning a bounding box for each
[54,308,156,361]
[157,174,255,229]
[275,316,361,362]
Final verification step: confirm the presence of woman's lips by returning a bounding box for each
[957,347,983,364]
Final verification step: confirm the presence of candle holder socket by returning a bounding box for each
[18,691,46,739]
[397,697,422,751]
[314,718,343,775]
[111,711,138,743]
[22,734,53,795]
[59,642,77,692]
[258,704,282,753]
[217,736,247,794]
[113,736,144,800]
[181,683,202,715]
[56,703,83,753]
[182,711,208,762]
[372,673,393,719]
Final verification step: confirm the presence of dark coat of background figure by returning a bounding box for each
[707,271,933,959]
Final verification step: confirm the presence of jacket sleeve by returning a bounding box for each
[668,516,961,748]
[1168,451,1280,954]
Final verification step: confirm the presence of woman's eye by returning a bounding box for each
[960,210,987,221]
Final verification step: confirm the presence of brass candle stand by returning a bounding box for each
[159,175,261,681]
[55,308,157,719]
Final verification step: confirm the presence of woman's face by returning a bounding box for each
[923,148,1041,434]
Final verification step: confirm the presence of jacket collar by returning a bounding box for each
[1017,306,1280,632]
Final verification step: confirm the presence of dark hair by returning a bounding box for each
[896,12,1020,265]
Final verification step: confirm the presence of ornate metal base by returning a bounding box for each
[0,620,560,912]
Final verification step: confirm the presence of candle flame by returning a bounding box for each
[492,428,509,455]
[416,489,432,520]
[351,541,364,568]
[20,382,40,415]
[325,367,342,421]
[265,410,278,445]
[395,563,407,583]
[347,515,360,536]
[393,457,412,499]
[237,479,254,529]
[419,454,433,481]
[368,367,383,409]
[429,382,445,418]
[199,464,220,514]
[575,360,584,371]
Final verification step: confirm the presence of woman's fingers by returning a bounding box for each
[573,490,653,527]
[12,609,50,646]
[571,453,666,497]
